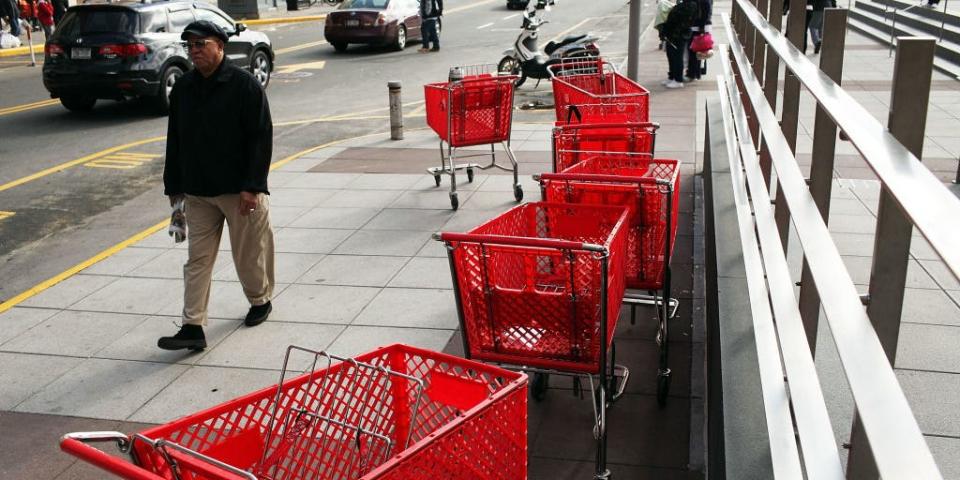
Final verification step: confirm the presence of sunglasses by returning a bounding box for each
[184,39,215,50]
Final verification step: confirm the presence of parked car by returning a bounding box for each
[507,0,555,9]
[323,0,439,53]
[42,0,274,114]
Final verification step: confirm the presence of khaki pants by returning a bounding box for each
[183,194,275,326]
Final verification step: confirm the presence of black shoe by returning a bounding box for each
[158,324,206,351]
[245,301,272,327]
[430,47,440,52]
[814,42,822,54]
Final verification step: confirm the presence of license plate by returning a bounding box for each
[71,47,91,59]
[345,19,360,27]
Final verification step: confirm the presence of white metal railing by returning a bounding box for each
[714,0,955,476]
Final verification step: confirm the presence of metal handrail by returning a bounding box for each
[882,0,954,54]
[736,0,960,289]
[725,1,951,477]
[889,3,924,56]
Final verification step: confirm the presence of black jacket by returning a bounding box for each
[163,60,273,197]
[419,0,442,19]
[660,0,700,43]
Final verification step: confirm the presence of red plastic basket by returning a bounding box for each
[552,122,658,173]
[61,344,527,480]
[551,66,649,124]
[439,202,629,374]
[425,75,517,148]
[540,154,681,290]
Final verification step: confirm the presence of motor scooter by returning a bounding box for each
[497,1,600,87]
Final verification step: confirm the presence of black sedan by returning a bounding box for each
[43,0,274,113]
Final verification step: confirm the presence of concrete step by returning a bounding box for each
[869,0,960,28]
[855,0,960,43]
[847,12,960,78]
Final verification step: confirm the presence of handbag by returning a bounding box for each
[690,32,714,53]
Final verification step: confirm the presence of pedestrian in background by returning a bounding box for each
[159,20,275,351]
[418,0,442,52]
[36,0,52,38]
[51,0,65,25]
[658,0,699,88]
[685,0,711,81]
[783,0,814,54]
[2,0,22,38]
[808,0,835,54]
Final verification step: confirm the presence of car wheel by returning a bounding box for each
[59,95,96,112]
[394,24,407,51]
[250,50,271,89]
[332,41,348,53]
[154,64,183,115]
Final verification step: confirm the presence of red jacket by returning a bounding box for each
[37,0,53,25]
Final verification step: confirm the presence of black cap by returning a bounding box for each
[181,20,229,43]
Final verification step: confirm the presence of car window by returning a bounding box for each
[194,8,234,33]
[168,7,195,33]
[338,0,389,9]
[55,9,139,36]
[141,9,168,33]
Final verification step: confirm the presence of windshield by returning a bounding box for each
[338,0,390,9]
[56,9,139,36]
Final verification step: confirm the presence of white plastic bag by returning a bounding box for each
[0,32,22,49]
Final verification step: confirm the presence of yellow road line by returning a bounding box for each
[0,211,15,221]
[0,99,59,116]
[0,136,165,193]
[275,39,328,55]
[0,130,392,313]
[242,14,326,25]
[0,219,168,314]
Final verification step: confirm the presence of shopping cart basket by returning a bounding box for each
[549,58,650,124]
[552,121,659,173]
[434,202,630,480]
[61,344,527,480]
[537,153,681,406]
[425,65,522,210]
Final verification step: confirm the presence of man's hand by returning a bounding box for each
[239,191,259,216]
[169,194,185,207]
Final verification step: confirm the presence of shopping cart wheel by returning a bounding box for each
[513,184,523,202]
[656,371,671,407]
[450,192,459,210]
[433,175,441,187]
[466,168,474,183]
[531,372,549,401]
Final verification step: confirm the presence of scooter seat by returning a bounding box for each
[544,34,588,55]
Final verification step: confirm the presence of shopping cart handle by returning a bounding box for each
[61,433,166,480]
[436,232,606,253]
[537,172,660,184]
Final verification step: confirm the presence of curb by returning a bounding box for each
[240,14,326,25]
[0,44,43,59]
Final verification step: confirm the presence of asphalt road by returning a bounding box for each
[0,0,647,302]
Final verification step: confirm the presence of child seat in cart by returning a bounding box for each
[61,344,527,480]
[424,65,523,210]
[537,153,681,406]
[548,58,651,124]
[435,201,631,480]
[551,121,660,173]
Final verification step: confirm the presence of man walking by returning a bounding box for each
[418,0,442,53]
[159,20,275,351]
[2,0,22,38]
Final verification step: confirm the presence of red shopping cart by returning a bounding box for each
[435,202,630,480]
[61,344,527,480]
[549,58,650,124]
[425,65,522,210]
[552,121,660,173]
[537,153,681,406]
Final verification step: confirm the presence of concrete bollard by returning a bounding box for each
[388,81,403,140]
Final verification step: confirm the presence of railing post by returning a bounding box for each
[772,0,807,252]
[796,8,847,355]
[758,0,782,186]
[845,36,936,480]
[753,0,769,80]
